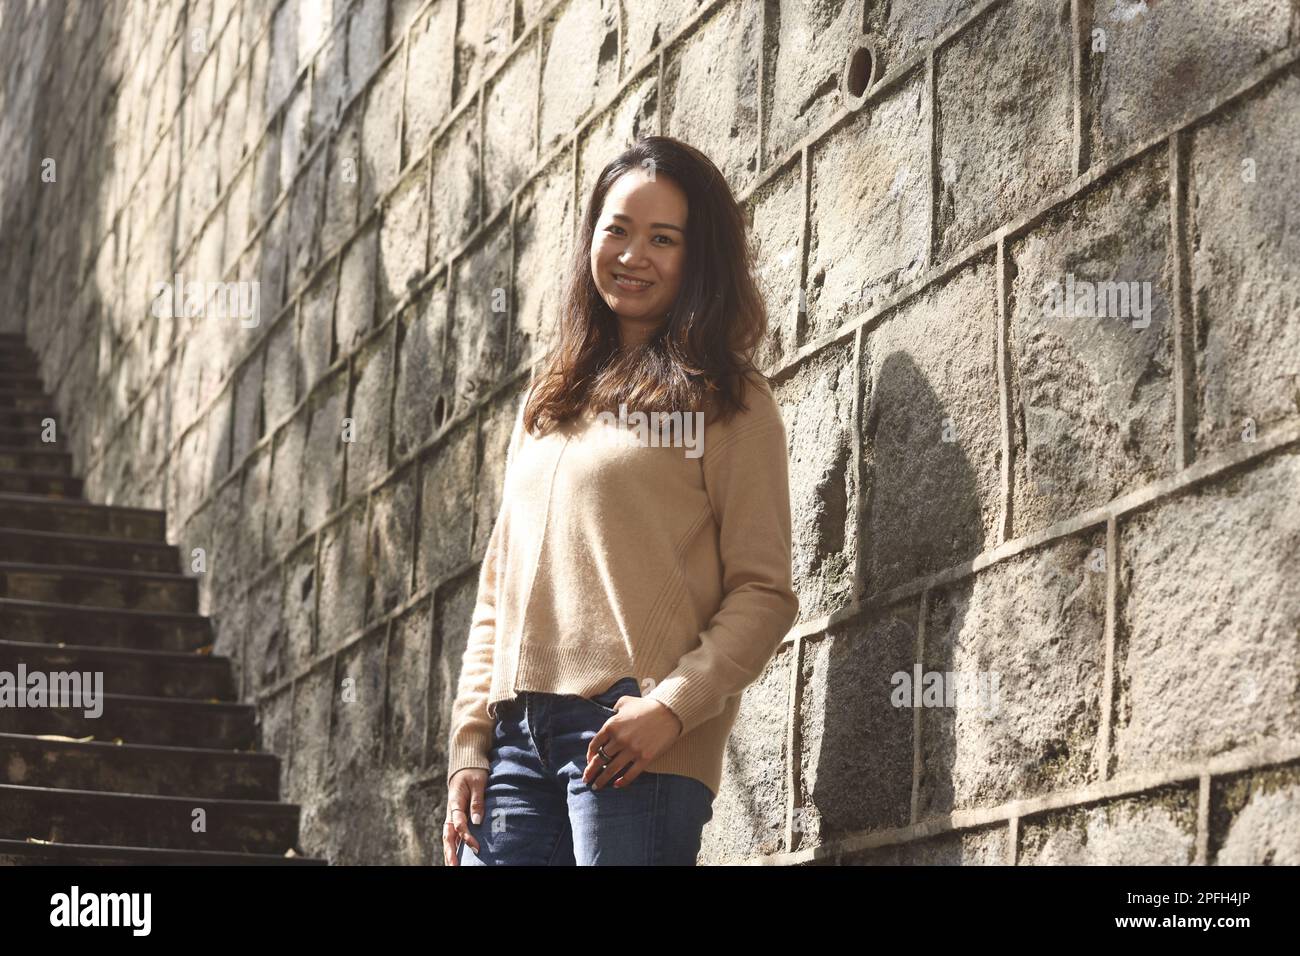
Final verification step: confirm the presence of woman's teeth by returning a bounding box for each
[615,274,652,288]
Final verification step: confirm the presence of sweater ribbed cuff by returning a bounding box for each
[446,727,493,783]
[644,666,723,738]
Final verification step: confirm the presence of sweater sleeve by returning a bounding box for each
[643,397,800,737]
[445,384,531,783]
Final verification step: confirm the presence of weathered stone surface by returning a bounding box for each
[346,324,394,494]
[393,277,453,461]
[511,147,575,371]
[336,221,377,356]
[864,0,981,72]
[299,265,339,392]
[402,0,456,161]
[483,34,539,219]
[748,157,805,368]
[799,607,917,848]
[448,223,511,412]
[841,825,1007,865]
[1189,71,1300,455]
[428,104,481,264]
[858,255,1001,594]
[539,0,619,155]
[302,370,347,531]
[416,420,477,589]
[360,51,404,211]
[319,502,370,651]
[387,601,434,769]
[663,0,762,195]
[282,538,319,673]
[329,624,387,776]
[1087,0,1292,166]
[1114,452,1300,776]
[762,0,860,168]
[775,343,856,620]
[453,0,514,109]
[1008,150,1176,537]
[366,468,416,621]
[920,529,1107,816]
[266,407,307,558]
[622,0,699,73]
[1018,786,1199,865]
[936,0,1073,259]
[1210,762,1300,865]
[575,70,658,202]
[806,69,929,342]
[699,642,792,863]
[378,160,429,319]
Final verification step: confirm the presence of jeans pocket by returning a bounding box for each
[583,676,640,713]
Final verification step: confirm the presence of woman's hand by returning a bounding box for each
[583,696,683,791]
[443,767,488,866]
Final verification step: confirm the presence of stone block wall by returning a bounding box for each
[0,0,1297,864]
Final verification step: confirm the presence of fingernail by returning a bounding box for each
[472,812,482,824]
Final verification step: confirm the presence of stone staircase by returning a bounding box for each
[0,332,326,865]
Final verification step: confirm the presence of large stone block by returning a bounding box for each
[575,69,658,202]
[281,537,319,671]
[360,52,404,211]
[1008,150,1176,537]
[798,607,917,848]
[920,529,1107,816]
[483,34,539,219]
[700,642,793,863]
[402,0,456,161]
[806,68,929,343]
[448,223,511,412]
[511,147,574,371]
[266,408,307,558]
[429,103,481,264]
[775,342,856,620]
[1114,452,1300,777]
[329,622,387,776]
[539,0,619,154]
[1188,71,1300,455]
[858,255,1001,594]
[336,220,377,356]
[1210,761,1300,865]
[415,421,477,590]
[393,276,453,461]
[662,0,762,195]
[747,156,804,370]
[935,0,1073,260]
[378,159,429,319]
[1086,0,1292,166]
[346,324,394,495]
[302,370,348,531]
[366,469,416,622]
[319,502,370,652]
[387,601,434,769]
[1017,785,1199,865]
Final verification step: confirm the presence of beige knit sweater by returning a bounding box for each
[446,370,799,798]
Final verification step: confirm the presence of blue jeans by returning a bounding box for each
[455,676,716,866]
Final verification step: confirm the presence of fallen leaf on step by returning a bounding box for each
[26,837,52,844]
[195,645,214,655]
[284,848,297,858]
[34,734,94,743]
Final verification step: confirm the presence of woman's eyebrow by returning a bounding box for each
[610,212,684,233]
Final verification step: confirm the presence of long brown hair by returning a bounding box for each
[523,136,771,435]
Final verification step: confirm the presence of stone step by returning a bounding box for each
[0,783,304,854]
[0,838,327,865]
[0,639,234,700]
[0,732,278,800]
[0,446,73,474]
[0,598,212,652]
[0,691,256,748]
[0,562,197,612]
[0,352,38,370]
[0,468,82,497]
[0,492,166,540]
[0,427,54,448]
[0,409,58,431]
[0,374,43,391]
[0,527,179,572]
[0,389,49,410]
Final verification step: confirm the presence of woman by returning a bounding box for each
[442,135,799,866]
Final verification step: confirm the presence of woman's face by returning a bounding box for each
[589,168,688,347]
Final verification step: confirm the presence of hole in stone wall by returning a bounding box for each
[433,394,447,429]
[840,34,880,111]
